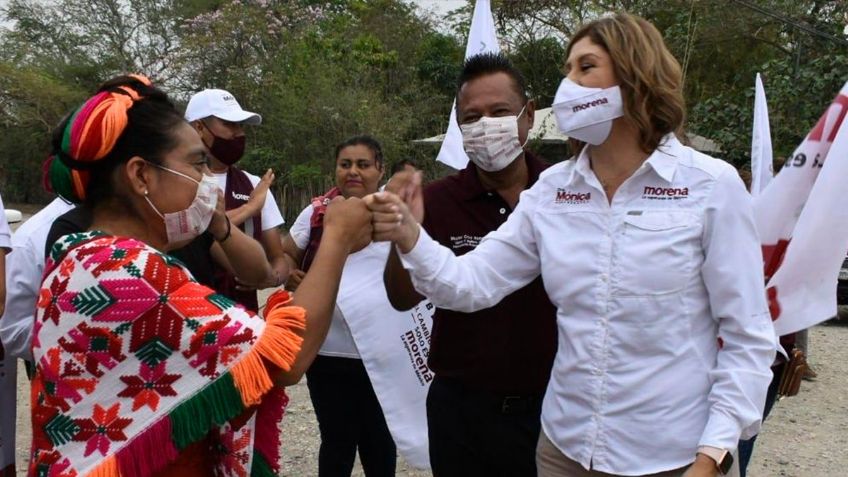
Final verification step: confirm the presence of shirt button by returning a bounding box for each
[499,208,506,214]
[487,192,494,197]
[600,274,608,282]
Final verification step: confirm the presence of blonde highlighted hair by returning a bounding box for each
[567,13,686,153]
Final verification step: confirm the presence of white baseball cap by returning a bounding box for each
[184,89,262,125]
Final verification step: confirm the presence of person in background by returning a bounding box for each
[0,192,13,477]
[184,88,288,310]
[383,53,558,477]
[2,197,73,363]
[372,13,776,477]
[30,74,372,476]
[282,136,397,477]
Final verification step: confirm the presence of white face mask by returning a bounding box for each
[144,165,218,244]
[552,78,624,145]
[460,105,528,172]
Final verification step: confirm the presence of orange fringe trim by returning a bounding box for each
[86,455,118,477]
[231,304,306,407]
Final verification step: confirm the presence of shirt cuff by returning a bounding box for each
[398,226,441,278]
[699,410,744,452]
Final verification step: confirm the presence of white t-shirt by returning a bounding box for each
[290,204,360,358]
[215,170,285,234]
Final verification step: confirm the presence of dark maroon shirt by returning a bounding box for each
[421,152,558,395]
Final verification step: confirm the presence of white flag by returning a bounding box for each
[754,82,848,336]
[750,73,774,195]
[435,0,500,169]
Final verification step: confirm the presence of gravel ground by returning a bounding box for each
[7,209,848,476]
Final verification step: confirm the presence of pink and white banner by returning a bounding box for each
[754,81,848,336]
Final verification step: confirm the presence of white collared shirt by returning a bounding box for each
[400,135,776,475]
[1,198,74,360]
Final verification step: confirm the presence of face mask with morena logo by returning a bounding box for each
[552,78,624,146]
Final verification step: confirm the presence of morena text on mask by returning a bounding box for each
[572,97,609,113]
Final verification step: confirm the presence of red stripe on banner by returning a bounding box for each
[762,239,791,281]
[767,286,782,321]
[809,94,848,142]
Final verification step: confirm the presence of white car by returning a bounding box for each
[839,255,848,306]
[4,209,22,224]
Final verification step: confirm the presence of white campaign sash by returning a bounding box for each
[754,81,848,336]
[334,242,433,469]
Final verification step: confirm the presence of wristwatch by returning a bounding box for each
[697,446,733,475]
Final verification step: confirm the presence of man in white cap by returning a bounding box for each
[184,89,288,310]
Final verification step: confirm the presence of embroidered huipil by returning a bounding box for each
[29,232,304,477]
[400,135,776,475]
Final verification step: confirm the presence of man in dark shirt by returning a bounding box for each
[384,53,558,476]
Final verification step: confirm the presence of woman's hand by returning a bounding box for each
[365,192,420,253]
[323,196,373,254]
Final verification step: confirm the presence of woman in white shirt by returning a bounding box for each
[282,136,398,477]
[370,13,775,477]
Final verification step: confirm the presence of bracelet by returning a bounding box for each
[215,216,232,243]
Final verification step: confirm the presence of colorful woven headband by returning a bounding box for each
[45,155,89,203]
[56,74,152,170]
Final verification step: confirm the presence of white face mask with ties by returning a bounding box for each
[460,105,528,172]
[144,165,218,245]
[552,78,624,145]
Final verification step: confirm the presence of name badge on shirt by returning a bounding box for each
[554,188,592,205]
[449,234,482,250]
[641,186,690,201]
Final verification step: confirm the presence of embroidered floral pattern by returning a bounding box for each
[72,403,132,457]
[118,362,180,412]
[31,233,279,476]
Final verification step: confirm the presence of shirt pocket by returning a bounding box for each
[612,210,701,297]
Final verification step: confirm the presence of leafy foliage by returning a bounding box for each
[1,0,847,210]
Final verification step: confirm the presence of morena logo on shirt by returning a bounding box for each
[555,188,592,204]
[231,191,250,201]
[642,186,689,200]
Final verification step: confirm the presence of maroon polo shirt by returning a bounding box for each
[421,152,558,395]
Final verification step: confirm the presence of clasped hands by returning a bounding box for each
[322,171,425,254]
